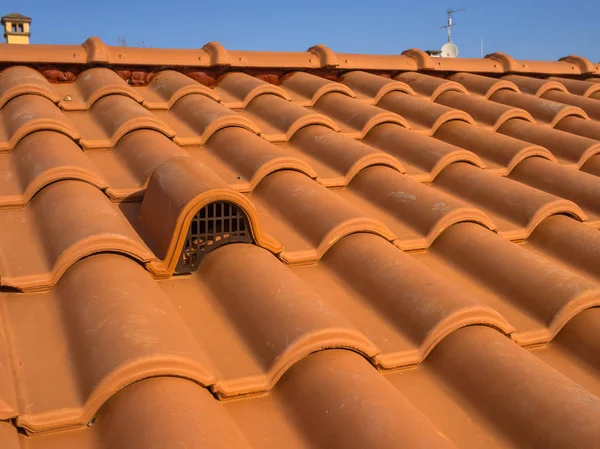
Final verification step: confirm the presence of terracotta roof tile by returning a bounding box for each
[365,123,485,179]
[448,71,520,98]
[0,181,155,291]
[340,71,414,103]
[288,125,403,187]
[435,90,535,129]
[549,76,600,97]
[0,66,61,108]
[0,95,80,151]
[502,74,568,96]
[497,118,600,166]
[417,222,600,345]
[434,120,555,173]
[0,131,107,207]
[55,68,143,110]
[5,254,216,432]
[280,71,354,106]
[313,92,408,138]
[556,114,600,140]
[245,93,340,141]
[432,162,586,239]
[377,91,474,133]
[489,89,589,126]
[139,69,220,109]
[216,72,290,108]
[395,71,468,99]
[156,93,260,145]
[68,94,175,149]
[1,38,600,447]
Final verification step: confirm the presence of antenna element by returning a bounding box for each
[440,8,466,43]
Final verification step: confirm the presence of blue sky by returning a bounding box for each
[5,0,599,61]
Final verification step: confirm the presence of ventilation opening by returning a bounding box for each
[175,202,254,274]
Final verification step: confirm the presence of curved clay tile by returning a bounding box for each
[0,95,80,152]
[377,91,474,134]
[201,41,231,65]
[0,66,60,108]
[401,48,435,70]
[245,93,339,141]
[290,125,404,187]
[199,243,379,397]
[435,57,502,73]
[204,127,317,191]
[307,44,339,67]
[165,93,260,145]
[0,180,155,291]
[96,377,254,449]
[52,67,143,111]
[139,69,219,109]
[548,76,600,97]
[71,94,175,149]
[341,166,496,251]
[106,44,216,67]
[0,313,17,420]
[334,52,418,71]
[215,72,290,108]
[279,71,354,106]
[502,74,567,97]
[429,326,600,448]
[541,308,600,384]
[339,71,415,104]
[555,115,600,141]
[447,72,519,98]
[489,89,588,126]
[541,89,600,121]
[581,154,600,177]
[488,57,584,75]
[435,90,533,130]
[498,118,600,167]
[394,72,468,99]
[479,52,517,72]
[81,36,110,63]
[140,156,280,275]
[509,157,600,224]
[433,162,586,240]
[364,123,484,181]
[558,55,597,75]
[318,233,511,367]
[252,170,395,265]
[12,254,216,433]
[85,351,461,448]
[92,378,251,449]
[275,350,459,449]
[528,215,600,284]
[313,92,408,138]
[102,130,188,200]
[226,49,320,69]
[434,121,554,174]
[429,223,600,345]
[0,131,107,208]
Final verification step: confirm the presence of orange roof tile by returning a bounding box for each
[0,37,600,447]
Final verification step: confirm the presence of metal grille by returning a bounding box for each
[175,202,253,274]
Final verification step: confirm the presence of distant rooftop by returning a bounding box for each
[1,12,32,21]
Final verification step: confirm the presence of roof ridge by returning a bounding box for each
[0,36,598,76]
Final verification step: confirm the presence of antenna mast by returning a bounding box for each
[440,8,466,43]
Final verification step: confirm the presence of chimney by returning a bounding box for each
[1,13,32,44]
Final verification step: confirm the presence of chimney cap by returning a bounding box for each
[1,13,32,24]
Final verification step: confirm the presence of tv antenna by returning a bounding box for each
[440,8,466,43]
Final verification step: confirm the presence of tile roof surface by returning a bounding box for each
[0,37,600,448]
